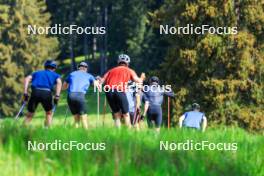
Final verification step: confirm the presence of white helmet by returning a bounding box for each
[118,54,130,64]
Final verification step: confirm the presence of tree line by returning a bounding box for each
[0,0,263,131]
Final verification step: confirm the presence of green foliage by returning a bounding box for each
[45,0,165,73]
[152,0,264,131]
[0,0,59,116]
[108,0,147,57]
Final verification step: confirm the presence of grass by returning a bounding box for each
[0,91,264,176]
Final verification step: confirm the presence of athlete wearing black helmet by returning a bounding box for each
[23,59,62,127]
[143,76,175,133]
[149,76,160,84]
[179,103,207,132]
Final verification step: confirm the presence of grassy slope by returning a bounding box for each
[0,59,263,176]
[0,91,264,176]
[0,123,264,176]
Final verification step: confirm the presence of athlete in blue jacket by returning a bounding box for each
[126,83,137,123]
[63,62,99,129]
[126,81,145,130]
[23,60,62,127]
[143,76,175,133]
[179,103,207,132]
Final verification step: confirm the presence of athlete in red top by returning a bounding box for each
[103,65,138,91]
[100,54,145,128]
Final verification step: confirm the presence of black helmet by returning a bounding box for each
[44,60,57,69]
[78,61,88,68]
[192,103,200,110]
[149,76,160,84]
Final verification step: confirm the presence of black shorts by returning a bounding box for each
[105,90,128,114]
[28,89,53,113]
[147,105,162,128]
[67,92,87,115]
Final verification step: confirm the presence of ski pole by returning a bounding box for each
[15,102,26,120]
[97,88,100,126]
[167,97,170,129]
[103,96,107,126]
[52,105,56,116]
[134,109,141,127]
[63,106,69,127]
[132,108,138,126]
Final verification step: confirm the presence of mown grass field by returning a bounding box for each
[0,91,263,176]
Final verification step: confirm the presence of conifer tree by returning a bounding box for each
[152,0,264,130]
[0,0,59,116]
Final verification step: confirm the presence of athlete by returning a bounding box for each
[179,103,207,132]
[99,54,145,128]
[23,60,62,127]
[126,82,145,130]
[63,62,99,129]
[143,76,175,133]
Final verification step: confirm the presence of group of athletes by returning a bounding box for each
[22,54,207,132]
